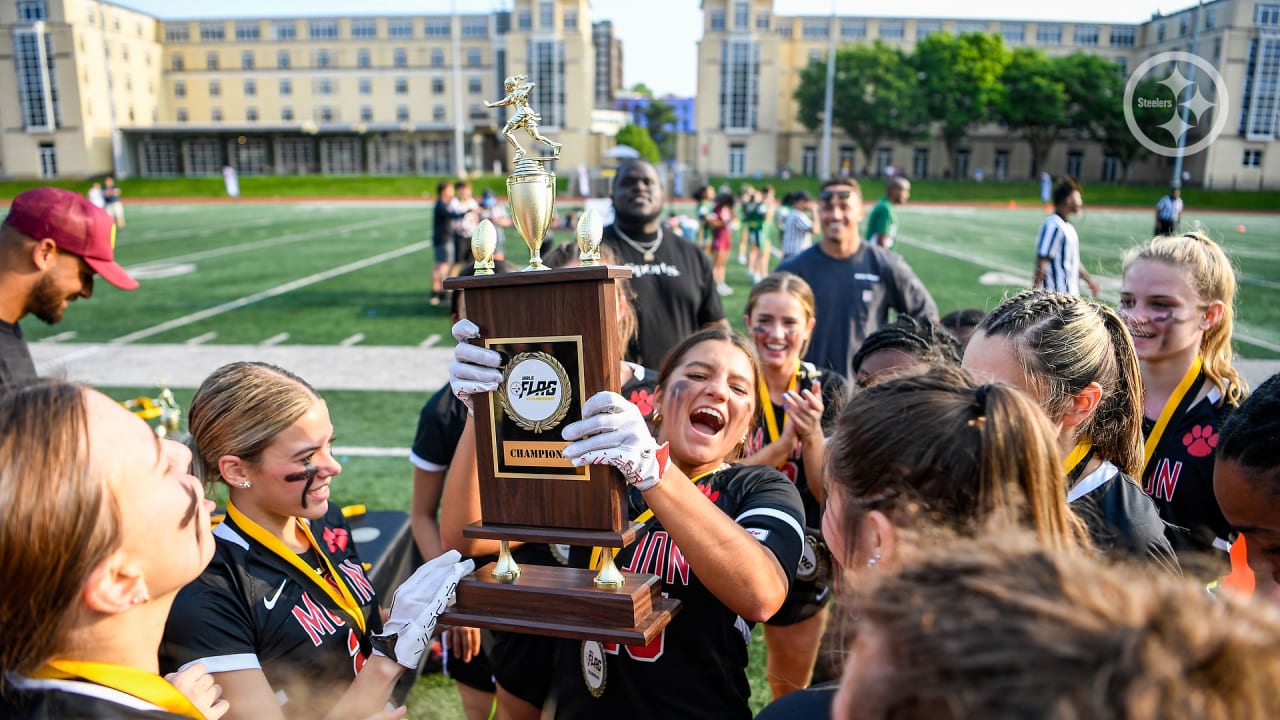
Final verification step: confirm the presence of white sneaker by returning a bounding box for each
[738,254,747,264]
[717,282,734,296]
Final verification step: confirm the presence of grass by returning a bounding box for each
[34,198,1280,719]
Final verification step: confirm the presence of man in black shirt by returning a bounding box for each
[0,187,137,390]
[602,161,726,367]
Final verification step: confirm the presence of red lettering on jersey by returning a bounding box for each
[665,541,690,586]
[698,484,720,503]
[323,526,350,553]
[339,559,376,604]
[324,605,347,628]
[780,460,799,484]
[292,593,337,646]
[1143,459,1182,502]
[622,627,666,662]
[347,629,367,674]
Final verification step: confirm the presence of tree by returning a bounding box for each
[913,32,1009,178]
[629,83,655,99]
[644,99,679,161]
[794,41,925,173]
[615,124,661,164]
[1096,75,1170,182]
[995,48,1069,178]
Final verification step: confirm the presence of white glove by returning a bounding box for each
[371,550,475,669]
[561,392,669,492]
[449,319,503,415]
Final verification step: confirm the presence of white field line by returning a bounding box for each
[45,241,432,367]
[126,215,409,270]
[900,234,1280,354]
[185,332,217,346]
[38,331,77,343]
[339,333,365,347]
[332,446,410,458]
[124,216,281,245]
[261,332,290,346]
[419,333,441,348]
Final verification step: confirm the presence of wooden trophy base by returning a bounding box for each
[440,563,680,645]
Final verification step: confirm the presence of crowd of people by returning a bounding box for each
[1,166,1278,720]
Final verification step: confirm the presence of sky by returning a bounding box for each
[117,0,1198,96]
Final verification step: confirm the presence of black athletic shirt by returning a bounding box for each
[0,677,189,720]
[1140,374,1237,564]
[160,504,382,713]
[1068,458,1181,575]
[410,381,470,473]
[0,318,36,391]
[602,225,724,368]
[548,464,805,719]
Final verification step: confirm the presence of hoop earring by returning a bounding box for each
[651,410,662,423]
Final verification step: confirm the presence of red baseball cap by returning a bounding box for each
[4,186,138,290]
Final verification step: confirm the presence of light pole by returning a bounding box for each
[819,0,837,179]
[450,0,467,177]
[1171,0,1204,189]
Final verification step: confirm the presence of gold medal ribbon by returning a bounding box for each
[33,660,206,719]
[590,466,725,571]
[757,362,800,450]
[227,501,367,635]
[1063,440,1093,476]
[1143,355,1203,470]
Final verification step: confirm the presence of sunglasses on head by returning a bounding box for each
[819,189,853,203]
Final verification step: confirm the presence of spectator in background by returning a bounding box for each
[779,191,816,261]
[1033,177,1100,297]
[449,181,479,280]
[478,189,511,261]
[708,192,736,296]
[865,177,910,250]
[750,186,777,283]
[102,176,125,230]
[1155,186,1183,236]
[86,182,105,209]
[223,166,240,199]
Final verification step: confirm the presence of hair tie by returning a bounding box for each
[974,384,991,413]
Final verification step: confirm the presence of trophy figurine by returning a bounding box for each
[486,75,562,271]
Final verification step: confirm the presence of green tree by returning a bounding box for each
[644,99,679,161]
[912,32,1009,178]
[995,48,1069,178]
[629,82,655,99]
[615,124,661,164]
[794,41,925,173]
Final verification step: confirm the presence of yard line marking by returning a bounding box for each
[185,332,218,346]
[332,446,410,458]
[123,213,298,245]
[126,215,410,270]
[261,332,290,346]
[38,331,77,343]
[419,334,441,348]
[339,333,365,347]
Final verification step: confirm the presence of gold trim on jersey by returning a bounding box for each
[1143,355,1203,470]
[757,361,801,465]
[33,660,205,719]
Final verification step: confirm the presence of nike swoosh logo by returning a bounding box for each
[815,586,831,604]
[264,580,287,610]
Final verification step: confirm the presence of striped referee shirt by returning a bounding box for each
[1035,213,1080,296]
[781,209,814,260]
[1156,195,1182,222]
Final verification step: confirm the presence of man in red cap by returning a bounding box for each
[0,187,138,389]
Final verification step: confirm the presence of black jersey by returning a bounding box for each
[0,677,190,720]
[548,464,805,719]
[1068,459,1180,575]
[1140,376,1237,562]
[160,503,382,712]
[410,381,470,472]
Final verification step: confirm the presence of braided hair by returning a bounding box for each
[1217,372,1280,488]
[978,289,1144,478]
[851,315,961,375]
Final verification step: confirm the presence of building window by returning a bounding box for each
[316,78,333,95]
[35,141,55,177]
[564,9,578,30]
[803,18,829,39]
[200,22,225,42]
[1116,56,1128,76]
[719,39,759,131]
[728,143,746,176]
[801,146,817,177]
[235,22,259,41]
[468,48,482,66]
[211,107,223,122]
[388,20,413,38]
[528,39,566,127]
[756,12,770,31]
[235,137,268,174]
[912,147,929,178]
[433,105,446,122]
[432,77,445,94]
[165,23,189,43]
[1258,4,1280,25]
[733,1,749,30]
[1244,35,1280,138]
[397,105,410,122]
[539,1,554,28]
[463,17,488,37]
[241,50,254,69]
[317,106,335,123]
[1037,24,1062,44]
[517,11,532,30]
[277,50,290,68]
[356,48,370,68]
[280,78,292,96]
[1001,23,1025,44]
[140,140,179,176]
[994,149,1010,180]
[206,51,219,70]
[1102,154,1119,182]
[875,147,893,175]
[469,77,482,94]
[281,106,294,121]
[17,2,48,21]
[1206,7,1217,30]
[842,20,866,39]
[1244,149,1263,166]
[171,53,184,71]
[879,20,904,40]
[1066,149,1084,178]
[309,21,339,40]
[395,77,408,94]
[707,9,728,33]
[361,105,373,122]
[954,148,971,178]
[272,21,296,40]
[315,49,332,68]
[426,18,451,37]
[177,108,188,122]
[209,79,220,97]
[431,48,444,66]
[1111,26,1136,47]
[246,106,258,122]
[957,21,988,34]
[244,79,256,97]
[1157,23,1166,42]
[394,48,408,67]
[359,77,371,95]
[420,137,453,173]
[1074,25,1099,45]
[352,20,377,39]
[174,80,186,98]
[917,21,942,40]
[13,29,60,130]
[1179,15,1189,37]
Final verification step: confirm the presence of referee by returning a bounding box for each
[1032,177,1099,297]
[1154,186,1182,235]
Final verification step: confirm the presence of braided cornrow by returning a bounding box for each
[1218,372,1280,480]
[851,315,961,374]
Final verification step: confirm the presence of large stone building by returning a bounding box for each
[0,0,608,179]
[695,0,1280,189]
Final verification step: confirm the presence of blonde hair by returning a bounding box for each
[0,381,120,678]
[744,272,817,358]
[1123,231,1245,405]
[188,362,319,487]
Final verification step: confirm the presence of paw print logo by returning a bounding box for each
[323,526,350,553]
[1182,424,1218,458]
[628,389,654,418]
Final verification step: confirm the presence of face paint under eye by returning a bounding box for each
[285,461,320,508]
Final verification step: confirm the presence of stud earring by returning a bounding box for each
[235,480,251,489]
[130,594,150,606]
[867,553,881,567]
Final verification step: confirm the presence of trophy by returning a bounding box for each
[441,78,678,645]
